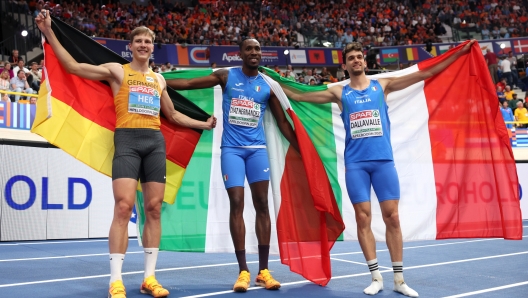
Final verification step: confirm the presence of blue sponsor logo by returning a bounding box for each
[4,175,92,210]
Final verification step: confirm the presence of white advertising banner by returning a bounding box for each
[0,144,137,241]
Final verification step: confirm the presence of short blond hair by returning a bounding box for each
[130,26,155,43]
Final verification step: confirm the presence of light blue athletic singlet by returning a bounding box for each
[221,68,271,147]
[340,79,393,164]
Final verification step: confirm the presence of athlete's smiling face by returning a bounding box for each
[344,50,366,76]
[130,33,154,61]
[239,39,262,70]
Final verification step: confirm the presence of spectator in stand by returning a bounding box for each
[504,86,515,101]
[3,62,14,79]
[320,67,331,82]
[304,69,314,85]
[500,101,514,129]
[29,62,42,91]
[496,78,507,92]
[13,59,30,75]
[0,70,11,101]
[501,56,512,87]
[10,70,36,102]
[506,51,519,88]
[497,86,506,103]
[509,92,519,112]
[8,50,20,64]
[514,100,528,128]
[484,48,499,84]
[30,97,38,105]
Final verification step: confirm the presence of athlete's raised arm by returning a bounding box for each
[283,84,343,105]
[36,10,120,84]
[166,69,228,90]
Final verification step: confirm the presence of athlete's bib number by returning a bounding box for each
[229,98,261,128]
[349,109,383,139]
[128,85,160,116]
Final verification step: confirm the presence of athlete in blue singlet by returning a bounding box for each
[167,38,299,293]
[285,41,475,297]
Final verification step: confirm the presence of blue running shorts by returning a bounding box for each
[345,160,400,204]
[221,147,270,189]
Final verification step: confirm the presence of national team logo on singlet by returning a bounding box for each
[229,98,261,128]
[349,109,383,139]
[128,85,161,116]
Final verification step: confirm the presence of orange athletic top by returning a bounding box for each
[114,64,163,130]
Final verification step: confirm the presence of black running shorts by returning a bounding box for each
[112,128,166,183]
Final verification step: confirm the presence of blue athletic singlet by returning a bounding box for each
[221,68,271,147]
[340,79,393,164]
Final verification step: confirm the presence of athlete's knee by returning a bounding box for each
[382,210,400,229]
[229,197,244,216]
[144,198,162,220]
[253,196,269,214]
[114,199,134,221]
[355,210,372,227]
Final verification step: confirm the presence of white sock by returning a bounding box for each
[392,261,419,297]
[144,248,159,278]
[364,259,383,295]
[393,261,403,283]
[109,253,125,284]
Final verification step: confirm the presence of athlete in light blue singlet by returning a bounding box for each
[340,80,400,205]
[167,38,299,293]
[284,41,475,297]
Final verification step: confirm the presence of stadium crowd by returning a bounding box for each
[6,0,520,49]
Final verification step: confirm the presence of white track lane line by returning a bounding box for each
[442,281,528,297]
[180,251,528,297]
[0,251,144,262]
[1,235,526,262]
[330,257,392,270]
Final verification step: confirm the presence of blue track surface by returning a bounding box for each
[0,222,527,298]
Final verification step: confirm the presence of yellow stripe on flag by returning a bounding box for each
[32,79,114,175]
[164,160,186,204]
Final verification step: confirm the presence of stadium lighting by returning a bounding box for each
[21,30,28,37]
[283,49,290,55]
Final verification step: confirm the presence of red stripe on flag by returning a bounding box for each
[419,41,522,240]
[160,117,201,168]
[277,109,344,286]
[44,43,116,131]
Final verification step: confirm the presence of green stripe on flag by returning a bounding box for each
[291,101,343,240]
[137,69,214,252]
[260,67,344,240]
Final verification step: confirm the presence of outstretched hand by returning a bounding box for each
[461,39,477,54]
[205,116,217,130]
[35,10,52,36]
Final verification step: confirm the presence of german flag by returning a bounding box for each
[31,16,210,204]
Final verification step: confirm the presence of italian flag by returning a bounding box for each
[258,41,522,242]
